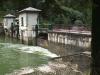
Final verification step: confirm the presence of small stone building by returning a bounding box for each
[18,7,41,44]
[3,14,15,30]
[3,14,16,36]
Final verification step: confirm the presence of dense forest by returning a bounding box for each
[0,0,92,26]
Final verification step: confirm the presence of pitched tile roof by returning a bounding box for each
[19,7,41,13]
[4,14,15,18]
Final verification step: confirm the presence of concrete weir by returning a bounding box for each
[48,31,91,48]
[44,31,91,56]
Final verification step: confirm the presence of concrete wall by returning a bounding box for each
[27,13,38,27]
[46,31,91,56]
[27,13,38,37]
[48,32,91,48]
[19,12,38,44]
[19,13,27,30]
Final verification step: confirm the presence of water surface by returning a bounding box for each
[0,37,57,75]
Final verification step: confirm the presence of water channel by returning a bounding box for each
[0,36,57,75]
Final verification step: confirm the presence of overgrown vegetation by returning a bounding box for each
[0,0,92,26]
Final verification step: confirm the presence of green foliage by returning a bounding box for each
[0,0,92,25]
[74,20,83,26]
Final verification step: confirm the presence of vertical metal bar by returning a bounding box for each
[48,24,52,31]
[21,30,24,44]
[16,25,19,39]
[11,23,13,38]
[35,25,38,46]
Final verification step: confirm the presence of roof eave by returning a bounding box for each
[3,16,16,18]
[18,10,41,14]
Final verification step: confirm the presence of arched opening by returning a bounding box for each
[38,32,48,40]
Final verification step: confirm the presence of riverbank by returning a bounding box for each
[7,61,83,75]
[0,36,91,75]
[7,52,90,75]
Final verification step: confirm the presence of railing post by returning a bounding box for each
[35,25,38,46]
[11,23,14,38]
[16,25,19,39]
[48,24,53,31]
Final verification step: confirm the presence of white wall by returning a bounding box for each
[3,18,14,29]
[48,32,91,48]
[27,13,38,37]
[19,13,27,30]
[27,13,38,28]
[19,12,38,39]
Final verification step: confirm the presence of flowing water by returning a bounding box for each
[0,36,57,75]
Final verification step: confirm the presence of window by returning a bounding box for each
[21,17,24,26]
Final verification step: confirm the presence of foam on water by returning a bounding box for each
[18,46,58,58]
[0,43,58,58]
[0,43,24,48]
